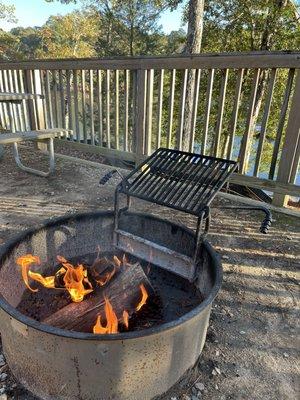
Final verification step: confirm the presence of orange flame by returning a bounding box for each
[136,284,148,311]
[28,271,56,289]
[93,297,119,334]
[96,266,116,287]
[16,254,41,292]
[57,256,93,303]
[123,310,129,329]
[17,252,150,335]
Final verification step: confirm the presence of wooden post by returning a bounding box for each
[25,70,46,151]
[272,70,300,207]
[135,69,147,165]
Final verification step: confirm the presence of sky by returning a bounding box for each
[1,0,186,33]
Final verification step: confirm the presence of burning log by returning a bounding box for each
[42,260,153,333]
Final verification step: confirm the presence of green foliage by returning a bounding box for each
[37,11,100,58]
[201,0,300,51]
[0,1,17,23]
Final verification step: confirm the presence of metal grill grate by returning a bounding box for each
[120,148,238,216]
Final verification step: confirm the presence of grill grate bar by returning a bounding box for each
[144,153,192,201]
[155,156,204,204]
[170,158,216,207]
[189,161,227,211]
[133,151,186,197]
[120,148,237,216]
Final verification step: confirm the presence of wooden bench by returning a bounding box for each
[0,128,71,177]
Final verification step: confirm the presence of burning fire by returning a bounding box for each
[93,284,148,335]
[16,252,149,335]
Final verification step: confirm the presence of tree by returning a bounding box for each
[181,0,205,151]
[45,0,179,56]
[36,11,100,58]
[0,1,18,59]
[201,0,300,170]
[0,1,17,23]
[10,27,42,59]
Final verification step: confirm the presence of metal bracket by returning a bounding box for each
[112,188,210,281]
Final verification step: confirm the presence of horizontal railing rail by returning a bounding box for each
[0,51,299,70]
[0,51,299,207]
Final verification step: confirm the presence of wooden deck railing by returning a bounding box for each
[0,51,299,207]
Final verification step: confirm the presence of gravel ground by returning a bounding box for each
[0,144,299,400]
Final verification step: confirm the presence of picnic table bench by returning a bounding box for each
[0,92,71,177]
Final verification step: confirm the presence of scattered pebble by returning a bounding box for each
[0,374,7,382]
[182,395,191,400]
[212,367,221,376]
[195,382,205,391]
[216,350,220,356]
[240,330,246,335]
[283,352,289,358]
[215,384,219,389]
[0,356,4,367]
[170,397,177,400]
[222,255,229,260]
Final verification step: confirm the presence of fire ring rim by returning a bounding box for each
[0,210,222,340]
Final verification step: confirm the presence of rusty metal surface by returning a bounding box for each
[0,211,221,400]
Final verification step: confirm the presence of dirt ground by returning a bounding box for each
[0,145,299,400]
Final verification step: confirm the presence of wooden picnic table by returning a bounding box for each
[0,91,70,176]
[0,92,44,159]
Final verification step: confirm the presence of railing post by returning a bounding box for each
[25,70,45,130]
[25,69,47,151]
[272,70,300,207]
[135,69,147,165]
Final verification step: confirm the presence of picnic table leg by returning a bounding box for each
[12,138,55,177]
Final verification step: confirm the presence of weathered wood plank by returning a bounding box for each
[177,69,188,150]
[272,70,300,206]
[18,70,29,130]
[226,68,244,159]
[114,69,119,149]
[58,70,65,129]
[0,52,299,70]
[81,69,87,143]
[54,138,136,162]
[229,173,300,197]
[45,70,54,129]
[106,69,111,148]
[52,70,59,127]
[89,69,95,145]
[202,69,214,154]
[66,69,73,138]
[167,69,176,148]
[156,69,164,149]
[238,68,261,173]
[213,69,228,157]
[135,69,147,158]
[97,70,103,146]
[269,68,295,179]
[145,69,154,155]
[73,69,80,141]
[253,68,277,176]
[124,69,129,151]
[189,68,201,152]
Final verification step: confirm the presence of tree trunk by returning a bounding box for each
[181,0,204,151]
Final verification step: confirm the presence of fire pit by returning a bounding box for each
[0,148,271,400]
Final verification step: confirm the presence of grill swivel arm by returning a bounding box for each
[216,205,272,234]
[99,169,125,185]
